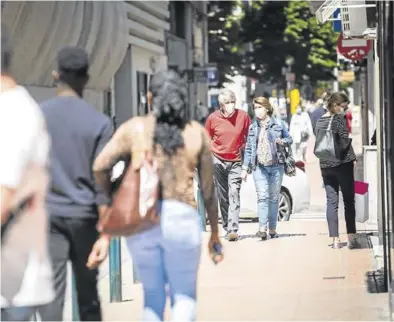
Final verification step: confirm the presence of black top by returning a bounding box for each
[315,114,356,168]
[41,96,113,218]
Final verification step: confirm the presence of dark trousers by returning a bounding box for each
[321,161,356,237]
[38,216,101,321]
[212,156,242,232]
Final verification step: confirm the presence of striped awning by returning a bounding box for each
[2,1,129,91]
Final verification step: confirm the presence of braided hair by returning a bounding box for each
[150,70,189,156]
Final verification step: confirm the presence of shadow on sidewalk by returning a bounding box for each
[319,232,374,250]
[236,233,307,241]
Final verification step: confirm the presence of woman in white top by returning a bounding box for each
[289,105,313,162]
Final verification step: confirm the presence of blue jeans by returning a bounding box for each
[126,200,202,321]
[253,164,285,230]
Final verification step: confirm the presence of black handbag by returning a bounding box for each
[277,145,296,177]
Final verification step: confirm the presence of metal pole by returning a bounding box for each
[71,274,80,321]
[194,169,207,231]
[377,0,389,293]
[109,238,122,302]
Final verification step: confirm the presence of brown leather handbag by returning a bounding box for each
[97,119,160,236]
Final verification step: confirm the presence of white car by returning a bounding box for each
[239,161,310,221]
[194,161,310,222]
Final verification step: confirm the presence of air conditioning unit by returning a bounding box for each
[314,0,341,24]
[341,0,377,38]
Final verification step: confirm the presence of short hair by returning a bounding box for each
[218,89,236,105]
[57,46,89,77]
[253,96,274,116]
[322,91,349,114]
[1,23,13,74]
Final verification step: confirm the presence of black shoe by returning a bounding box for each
[228,231,239,242]
[256,230,267,240]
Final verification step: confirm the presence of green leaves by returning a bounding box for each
[208,0,339,86]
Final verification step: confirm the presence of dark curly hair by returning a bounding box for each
[149,70,189,155]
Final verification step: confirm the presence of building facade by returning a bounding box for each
[1,1,170,124]
[166,1,209,120]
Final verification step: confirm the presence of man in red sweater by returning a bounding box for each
[205,89,251,241]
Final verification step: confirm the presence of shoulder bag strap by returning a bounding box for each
[327,115,334,131]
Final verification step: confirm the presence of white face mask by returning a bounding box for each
[255,107,267,119]
[296,107,302,114]
[223,103,235,114]
[336,106,345,114]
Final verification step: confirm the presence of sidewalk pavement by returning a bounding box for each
[63,125,387,320]
[63,218,387,321]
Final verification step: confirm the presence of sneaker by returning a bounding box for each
[227,231,239,242]
[256,230,267,240]
[332,238,342,249]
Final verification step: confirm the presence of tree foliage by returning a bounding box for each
[207,0,339,86]
[284,1,338,83]
[207,1,242,86]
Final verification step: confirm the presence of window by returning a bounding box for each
[170,1,185,38]
[137,71,149,116]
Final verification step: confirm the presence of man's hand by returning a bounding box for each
[86,234,111,270]
[275,138,284,145]
[240,169,248,182]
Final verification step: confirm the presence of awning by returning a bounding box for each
[2,1,129,91]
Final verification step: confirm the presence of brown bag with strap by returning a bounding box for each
[96,118,160,236]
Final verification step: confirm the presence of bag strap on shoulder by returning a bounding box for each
[327,115,334,131]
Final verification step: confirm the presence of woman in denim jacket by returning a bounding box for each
[241,97,293,240]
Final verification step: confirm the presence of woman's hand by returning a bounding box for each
[86,234,111,270]
[276,138,285,145]
[240,169,248,181]
[208,232,224,264]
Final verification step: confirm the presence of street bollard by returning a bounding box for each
[196,171,207,232]
[71,273,80,321]
[109,237,122,303]
[132,261,140,283]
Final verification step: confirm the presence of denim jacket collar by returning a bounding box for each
[254,117,278,128]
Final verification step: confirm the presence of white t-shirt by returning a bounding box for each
[0,86,54,308]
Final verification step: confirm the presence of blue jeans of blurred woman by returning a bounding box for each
[253,164,284,235]
[126,200,201,321]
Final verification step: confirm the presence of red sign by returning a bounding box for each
[337,33,372,61]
